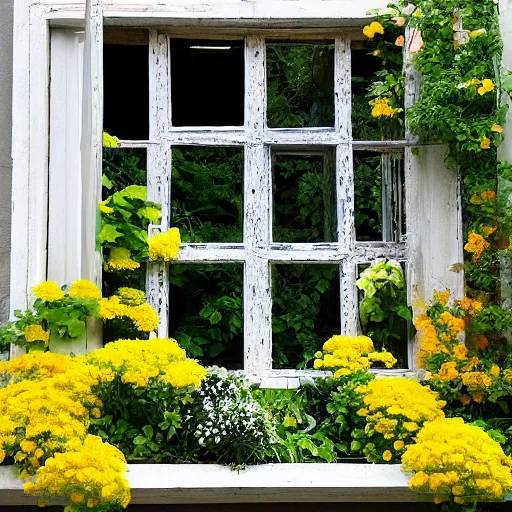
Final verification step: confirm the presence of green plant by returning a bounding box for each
[356,260,412,365]
[99,185,161,270]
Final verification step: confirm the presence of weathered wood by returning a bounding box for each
[146,30,171,337]
[0,463,435,505]
[81,0,104,286]
[48,29,85,284]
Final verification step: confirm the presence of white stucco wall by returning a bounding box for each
[0,0,13,323]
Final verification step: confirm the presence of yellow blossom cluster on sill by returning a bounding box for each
[313,334,397,376]
[0,338,207,510]
[403,418,512,504]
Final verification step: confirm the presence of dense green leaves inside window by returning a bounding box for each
[168,264,244,369]
[272,150,336,243]
[267,42,335,128]
[171,147,244,243]
[272,264,340,369]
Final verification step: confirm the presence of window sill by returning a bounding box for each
[1,463,431,505]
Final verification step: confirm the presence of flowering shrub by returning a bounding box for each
[24,435,130,511]
[403,418,512,505]
[356,377,445,463]
[314,335,397,376]
[148,227,181,261]
[190,370,275,466]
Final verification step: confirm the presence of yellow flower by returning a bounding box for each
[453,344,468,360]
[479,137,491,149]
[71,493,84,504]
[394,440,405,451]
[395,35,405,47]
[490,365,500,377]
[434,289,450,306]
[370,97,400,118]
[98,201,114,214]
[383,450,393,461]
[371,49,382,57]
[491,124,503,133]
[413,9,423,17]
[68,279,102,300]
[469,28,486,38]
[24,325,50,344]
[148,228,181,261]
[103,132,119,148]
[313,359,324,369]
[482,225,497,236]
[32,281,65,301]
[20,440,37,453]
[363,21,384,39]
[115,287,146,306]
[104,248,140,272]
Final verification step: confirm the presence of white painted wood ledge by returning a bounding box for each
[0,464,432,504]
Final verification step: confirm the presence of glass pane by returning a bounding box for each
[272,264,340,369]
[357,262,410,368]
[169,264,243,369]
[267,42,335,128]
[104,43,149,140]
[272,150,336,243]
[351,46,404,140]
[171,146,244,243]
[354,151,404,242]
[170,40,245,126]
[101,148,148,343]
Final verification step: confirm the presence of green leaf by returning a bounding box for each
[121,185,147,201]
[133,436,147,445]
[98,224,123,243]
[102,174,114,189]
[138,206,162,223]
[209,311,222,325]
[142,425,154,441]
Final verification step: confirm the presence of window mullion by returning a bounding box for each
[146,30,171,337]
[335,36,358,335]
[244,36,272,372]
[81,0,104,287]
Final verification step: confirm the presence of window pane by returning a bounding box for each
[354,151,404,242]
[169,264,243,370]
[101,148,148,343]
[357,263,410,368]
[170,39,245,126]
[272,264,340,369]
[351,46,404,140]
[267,42,335,128]
[171,146,244,243]
[272,150,336,243]
[104,43,149,140]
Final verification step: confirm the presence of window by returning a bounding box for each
[11,1,465,378]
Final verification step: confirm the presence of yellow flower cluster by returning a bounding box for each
[461,371,493,390]
[23,325,50,344]
[314,335,396,376]
[370,97,400,118]
[148,227,181,261]
[456,297,483,316]
[115,287,146,306]
[403,418,512,504]
[85,338,206,389]
[68,279,102,300]
[24,435,130,509]
[99,295,159,332]
[0,352,73,381]
[363,21,384,39]
[32,281,65,302]
[465,233,490,263]
[102,132,119,148]
[415,313,448,365]
[437,312,465,335]
[358,378,445,461]
[104,247,140,272]
[477,78,495,96]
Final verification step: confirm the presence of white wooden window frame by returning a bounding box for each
[11,0,465,379]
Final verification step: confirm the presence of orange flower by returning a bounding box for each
[464,233,490,262]
[472,391,485,403]
[395,35,405,47]
[481,190,496,201]
[475,335,489,350]
[460,395,471,406]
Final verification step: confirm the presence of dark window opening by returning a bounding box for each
[267,42,335,128]
[170,39,245,127]
[272,264,340,369]
[272,149,336,243]
[103,44,149,140]
[169,264,244,370]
